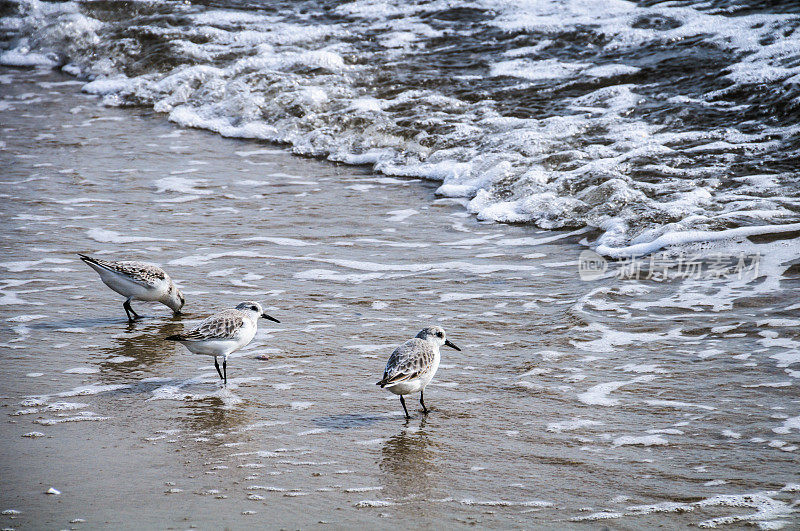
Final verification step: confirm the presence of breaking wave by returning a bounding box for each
[2,0,799,255]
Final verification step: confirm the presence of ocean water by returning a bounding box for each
[1,1,800,529]
[2,0,800,256]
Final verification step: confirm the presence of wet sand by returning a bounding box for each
[1,67,798,529]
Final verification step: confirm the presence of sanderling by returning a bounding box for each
[78,254,184,321]
[376,326,460,419]
[166,301,279,384]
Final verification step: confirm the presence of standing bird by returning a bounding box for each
[377,326,461,419]
[165,301,279,384]
[78,254,184,321]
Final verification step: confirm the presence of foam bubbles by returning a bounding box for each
[6,0,798,256]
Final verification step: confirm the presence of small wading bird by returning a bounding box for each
[78,254,184,321]
[166,301,279,384]
[377,326,460,419]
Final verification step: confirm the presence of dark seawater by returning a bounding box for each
[2,0,800,255]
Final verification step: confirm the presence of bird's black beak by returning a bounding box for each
[262,313,280,323]
[444,339,461,351]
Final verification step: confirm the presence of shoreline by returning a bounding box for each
[1,66,799,529]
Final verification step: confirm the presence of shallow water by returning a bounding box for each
[1,67,799,529]
[2,0,800,255]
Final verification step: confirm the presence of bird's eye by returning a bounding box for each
[251,305,257,311]
[437,331,444,338]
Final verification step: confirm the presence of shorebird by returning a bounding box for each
[377,326,460,419]
[78,254,184,321]
[166,301,279,384]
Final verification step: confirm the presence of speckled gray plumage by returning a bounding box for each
[378,338,435,387]
[173,309,248,341]
[80,255,169,289]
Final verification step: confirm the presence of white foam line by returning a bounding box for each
[497,227,593,246]
[235,148,284,156]
[241,237,316,246]
[645,399,717,411]
[266,255,540,273]
[596,223,800,258]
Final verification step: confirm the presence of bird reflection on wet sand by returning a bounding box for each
[181,401,249,437]
[379,418,441,502]
[94,316,186,380]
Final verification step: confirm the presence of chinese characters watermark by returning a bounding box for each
[578,250,761,281]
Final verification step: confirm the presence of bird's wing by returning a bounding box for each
[80,254,167,289]
[113,261,170,288]
[378,339,434,386]
[179,310,245,341]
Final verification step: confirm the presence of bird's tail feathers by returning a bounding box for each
[78,253,115,273]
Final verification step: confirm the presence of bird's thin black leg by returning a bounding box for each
[123,298,140,321]
[214,357,223,380]
[223,358,227,385]
[420,390,429,414]
[399,395,410,419]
